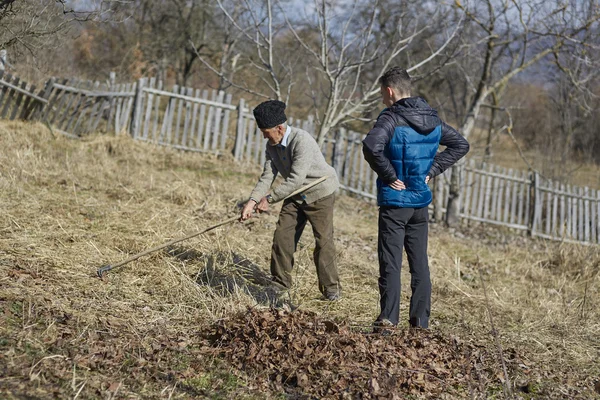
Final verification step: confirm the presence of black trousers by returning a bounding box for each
[377,206,431,328]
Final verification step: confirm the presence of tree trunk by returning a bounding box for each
[445,91,488,227]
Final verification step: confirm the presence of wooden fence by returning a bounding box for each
[1,72,598,245]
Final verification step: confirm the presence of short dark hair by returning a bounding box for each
[379,67,412,96]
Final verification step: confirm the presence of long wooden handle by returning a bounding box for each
[97,176,330,277]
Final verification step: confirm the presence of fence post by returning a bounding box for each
[528,171,539,237]
[332,128,346,179]
[433,175,445,222]
[130,77,146,138]
[233,98,246,160]
[106,71,116,134]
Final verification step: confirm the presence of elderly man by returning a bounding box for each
[240,100,342,300]
[363,67,470,330]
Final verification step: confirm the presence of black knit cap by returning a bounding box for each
[253,100,287,129]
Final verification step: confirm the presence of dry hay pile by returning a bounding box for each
[208,308,504,399]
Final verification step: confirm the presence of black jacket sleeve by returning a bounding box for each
[362,111,398,183]
[428,122,470,179]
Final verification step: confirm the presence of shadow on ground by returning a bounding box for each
[166,246,289,307]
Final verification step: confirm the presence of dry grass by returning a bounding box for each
[0,120,598,399]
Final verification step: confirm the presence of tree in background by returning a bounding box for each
[443,0,600,227]
[195,0,462,146]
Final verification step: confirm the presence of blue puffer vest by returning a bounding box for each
[377,98,442,208]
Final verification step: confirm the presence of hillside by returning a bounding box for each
[0,121,598,399]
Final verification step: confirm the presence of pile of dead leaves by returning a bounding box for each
[208,308,501,399]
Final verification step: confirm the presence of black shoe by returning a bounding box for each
[325,292,341,301]
[373,319,396,335]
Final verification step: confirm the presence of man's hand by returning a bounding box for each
[425,175,430,184]
[240,199,257,221]
[256,196,270,213]
[389,179,406,191]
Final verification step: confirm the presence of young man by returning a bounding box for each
[240,100,342,300]
[362,67,469,330]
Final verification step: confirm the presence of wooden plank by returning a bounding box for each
[259,127,266,166]
[476,169,487,219]
[106,72,116,133]
[1,75,19,118]
[502,170,511,223]
[83,81,103,134]
[91,94,109,134]
[434,172,444,221]
[142,77,156,140]
[465,165,530,183]
[531,172,542,235]
[596,190,600,244]
[142,87,237,110]
[253,124,262,164]
[0,70,9,109]
[551,180,559,237]
[74,81,95,135]
[203,90,216,151]
[122,82,136,135]
[10,80,28,120]
[61,80,86,132]
[181,87,194,147]
[52,82,134,97]
[152,80,163,140]
[234,98,246,160]
[342,133,355,188]
[559,183,566,238]
[189,89,200,147]
[211,90,225,150]
[463,164,473,217]
[71,81,94,135]
[196,89,208,149]
[245,117,254,161]
[114,83,122,133]
[544,179,551,235]
[578,186,584,241]
[220,93,233,150]
[524,171,532,231]
[566,185,572,238]
[173,85,185,144]
[584,187,590,243]
[469,165,480,220]
[489,166,499,220]
[350,136,360,190]
[495,167,505,222]
[1,76,48,105]
[371,169,378,198]
[41,79,67,124]
[591,190,597,244]
[131,78,146,138]
[22,83,42,120]
[357,145,366,192]
[118,83,129,134]
[516,171,526,226]
[165,85,178,144]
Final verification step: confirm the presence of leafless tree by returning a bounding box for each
[0,0,128,54]
[193,0,462,145]
[444,0,600,227]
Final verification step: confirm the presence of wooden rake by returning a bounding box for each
[96,176,329,278]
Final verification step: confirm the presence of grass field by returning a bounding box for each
[0,121,598,399]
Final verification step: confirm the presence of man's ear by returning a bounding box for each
[386,86,397,99]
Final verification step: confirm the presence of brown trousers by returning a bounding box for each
[270,193,341,295]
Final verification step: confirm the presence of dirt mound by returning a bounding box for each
[208,308,499,399]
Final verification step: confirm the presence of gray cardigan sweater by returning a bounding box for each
[249,126,340,204]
